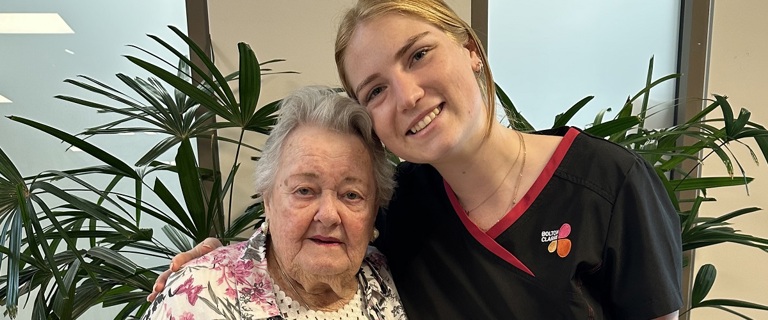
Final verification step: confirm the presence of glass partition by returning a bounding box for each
[488,1,681,130]
[0,1,187,318]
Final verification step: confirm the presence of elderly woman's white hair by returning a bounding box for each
[253,86,395,208]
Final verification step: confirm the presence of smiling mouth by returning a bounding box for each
[408,105,442,135]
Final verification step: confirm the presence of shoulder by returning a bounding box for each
[394,161,439,184]
[188,241,249,267]
[542,126,640,169]
[144,241,277,319]
[364,246,390,271]
[362,246,408,319]
[542,127,653,203]
[391,162,443,203]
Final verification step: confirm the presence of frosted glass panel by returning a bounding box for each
[488,1,680,130]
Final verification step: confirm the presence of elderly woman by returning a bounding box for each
[143,86,406,319]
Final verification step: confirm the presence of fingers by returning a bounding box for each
[147,268,172,302]
[170,237,222,272]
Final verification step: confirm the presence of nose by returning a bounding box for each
[393,72,424,112]
[314,193,342,226]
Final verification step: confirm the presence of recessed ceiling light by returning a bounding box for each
[0,94,11,103]
[0,13,74,34]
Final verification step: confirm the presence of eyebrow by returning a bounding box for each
[285,173,319,184]
[285,173,367,185]
[354,31,431,99]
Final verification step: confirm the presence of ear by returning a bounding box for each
[464,38,482,71]
[262,194,272,219]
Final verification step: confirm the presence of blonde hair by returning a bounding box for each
[335,0,496,134]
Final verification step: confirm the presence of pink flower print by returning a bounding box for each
[233,241,247,250]
[225,287,237,299]
[193,255,211,264]
[227,260,255,285]
[179,312,195,320]
[241,275,273,305]
[212,250,228,266]
[174,277,204,306]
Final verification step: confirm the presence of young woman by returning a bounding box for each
[152,1,683,318]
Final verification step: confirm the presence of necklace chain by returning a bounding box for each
[511,130,527,206]
[464,130,527,214]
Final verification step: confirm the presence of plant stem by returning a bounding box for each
[227,129,246,231]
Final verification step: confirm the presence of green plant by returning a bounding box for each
[2,25,767,319]
[498,57,768,318]
[0,26,291,319]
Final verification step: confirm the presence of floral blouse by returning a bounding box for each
[143,229,407,320]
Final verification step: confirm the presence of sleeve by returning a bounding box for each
[142,268,219,320]
[142,242,278,320]
[604,156,683,320]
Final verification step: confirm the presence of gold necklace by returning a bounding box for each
[511,130,527,206]
[477,131,527,232]
[464,130,525,214]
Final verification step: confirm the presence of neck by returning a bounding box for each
[434,124,525,215]
[266,245,357,311]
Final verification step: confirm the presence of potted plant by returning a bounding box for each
[497,58,768,317]
[0,26,288,319]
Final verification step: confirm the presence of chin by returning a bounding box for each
[301,259,352,276]
[396,143,454,164]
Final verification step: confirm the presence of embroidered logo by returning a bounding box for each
[541,223,572,258]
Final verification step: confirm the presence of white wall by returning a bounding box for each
[693,0,768,318]
[208,0,471,222]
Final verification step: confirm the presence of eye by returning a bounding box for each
[343,191,363,201]
[294,187,313,197]
[411,48,430,64]
[365,86,384,105]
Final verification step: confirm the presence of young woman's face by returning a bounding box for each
[343,13,486,164]
[264,125,377,280]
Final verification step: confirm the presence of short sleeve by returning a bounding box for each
[142,242,279,320]
[142,266,223,320]
[604,157,682,319]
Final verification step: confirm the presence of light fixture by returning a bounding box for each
[0,94,11,103]
[0,13,74,34]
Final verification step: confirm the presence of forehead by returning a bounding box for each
[348,13,441,52]
[343,13,445,83]
[278,125,372,176]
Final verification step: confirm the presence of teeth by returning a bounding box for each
[410,107,441,134]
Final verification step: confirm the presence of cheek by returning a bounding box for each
[370,110,396,141]
[346,212,375,243]
[270,199,311,245]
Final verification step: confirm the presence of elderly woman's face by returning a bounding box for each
[264,124,377,279]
